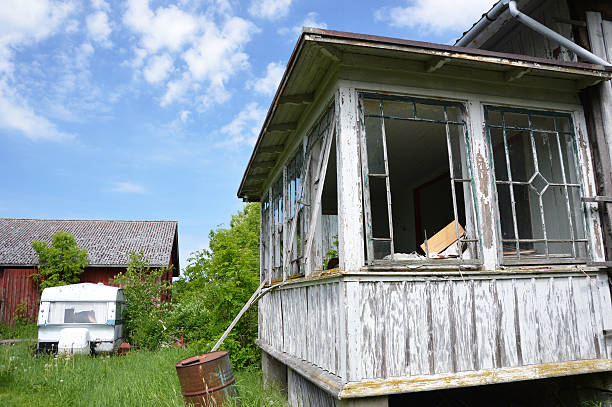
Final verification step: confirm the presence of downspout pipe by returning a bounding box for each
[455,0,510,47]
[456,0,612,67]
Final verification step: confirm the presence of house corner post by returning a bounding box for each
[335,87,365,272]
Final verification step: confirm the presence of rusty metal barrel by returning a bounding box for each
[175,350,239,406]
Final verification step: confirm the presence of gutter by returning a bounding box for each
[456,0,612,67]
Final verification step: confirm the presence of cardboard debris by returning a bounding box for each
[420,220,465,255]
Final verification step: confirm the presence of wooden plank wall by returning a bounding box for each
[288,368,336,407]
[489,0,576,62]
[259,281,342,377]
[355,274,607,380]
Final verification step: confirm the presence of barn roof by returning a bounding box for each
[0,219,178,271]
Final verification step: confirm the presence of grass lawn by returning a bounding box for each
[0,339,287,407]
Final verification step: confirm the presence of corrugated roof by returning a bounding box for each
[0,219,178,267]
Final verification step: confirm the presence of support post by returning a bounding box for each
[336,87,365,272]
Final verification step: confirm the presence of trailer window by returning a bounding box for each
[485,106,587,264]
[360,94,479,263]
[48,302,108,324]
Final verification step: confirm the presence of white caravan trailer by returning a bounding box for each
[37,283,125,354]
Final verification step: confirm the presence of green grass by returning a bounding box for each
[0,323,37,340]
[0,341,287,406]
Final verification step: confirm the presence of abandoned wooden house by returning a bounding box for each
[238,0,612,405]
[0,219,179,325]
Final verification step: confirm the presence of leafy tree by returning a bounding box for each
[32,231,88,290]
[112,251,173,350]
[170,203,260,368]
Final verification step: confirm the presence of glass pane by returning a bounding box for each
[363,98,380,115]
[531,114,555,131]
[504,111,529,129]
[48,302,108,324]
[502,241,518,258]
[373,240,392,260]
[507,130,534,182]
[446,106,463,123]
[487,109,502,126]
[542,186,571,240]
[490,127,508,181]
[560,132,579,184]
[568,186,585,240]
[368,176,390,239]
[514,184,539,240]
[416,102,445,121]
[365,117,386,174]
[548,242,573,257]
[496,184,516,240]
[556,116,572,133]
[534,132,564,184]
[383,100,411,118]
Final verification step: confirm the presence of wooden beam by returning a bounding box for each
[252,159,277,170]
[267,122,297,133]
[425,57,450,73]
[504,67,531,82]
[278,93,315,106]
[576,77,603,89]
[248,174,268,182]
[318,43,342,62]
[258,145,284,154]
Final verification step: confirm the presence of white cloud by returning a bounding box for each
[249,61,284,95]
[124,0,199,54]
[219,102,265,147]
[123,0,257,108]
[144,53,173,83]
[249,0,292,20]
[0,0,75,141]
[112,182,147,194]
[86,11,112,47]
[279,12,327,40]
[0,81,73,141]
[180,110,191,123]
[375,0,497,33]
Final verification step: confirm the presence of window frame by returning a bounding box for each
[358,92,481,266]
[484,105,591,265]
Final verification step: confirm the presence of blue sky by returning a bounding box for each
[0,0,495,271]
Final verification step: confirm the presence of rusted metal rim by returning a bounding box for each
[181,377,236,396]
[176,350,228,367]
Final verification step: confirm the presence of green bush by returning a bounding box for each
[31,231,88,290]
[112,251,173,350]
[169,203,261,367]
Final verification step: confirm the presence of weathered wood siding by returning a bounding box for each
[352,273,608,380]
[485,0,576,62]
[288,368,336,407]
[259,281,342,376]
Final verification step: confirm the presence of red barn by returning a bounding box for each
[0,219,179,325]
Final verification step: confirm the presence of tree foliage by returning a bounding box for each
[170,203,260,368]
[112,251,173,350]
[31,231,88,290]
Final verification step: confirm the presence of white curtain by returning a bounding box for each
[48,302,108,324]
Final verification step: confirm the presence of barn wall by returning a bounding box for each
[0,268,38,325]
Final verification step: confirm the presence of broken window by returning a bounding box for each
[304,105,338,272]
[286,145,305,277]
[271,177,283,281]
[360,94,478,263]
[263,104,337,280]
[261,193,271,281]
[486,106,587,263]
